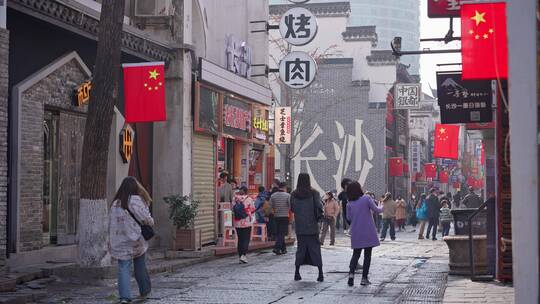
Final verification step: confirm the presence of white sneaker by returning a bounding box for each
[240,255,248,264]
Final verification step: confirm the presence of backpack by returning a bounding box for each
[233,200,248,220]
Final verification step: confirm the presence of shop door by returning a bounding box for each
[56,112,86,245]
[192,133,217,245]
[43,112,59,245]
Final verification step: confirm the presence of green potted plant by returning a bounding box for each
[164,194,202,251]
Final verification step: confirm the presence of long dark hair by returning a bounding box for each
[113,176,139,210]
[292,173,313,199]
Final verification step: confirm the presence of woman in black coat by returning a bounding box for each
[291,173,324,282]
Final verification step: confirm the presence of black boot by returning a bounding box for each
[317,267,324,282]
[294,266,302,281]
[347,273,354,286]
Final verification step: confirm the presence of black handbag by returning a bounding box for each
[126,208,155,241]
[313,193,324,222]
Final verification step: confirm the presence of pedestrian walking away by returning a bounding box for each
[319,191,339,246]
[291,173,324,282]
[425,188,441,241]
[270,182,291,255]
[338,178,352,234]
[439,200,453,237]
[109,177,154,304]
[233,186,255,264]
[380,192,397,241]
[395,196,407,232]
[346,182,383,286]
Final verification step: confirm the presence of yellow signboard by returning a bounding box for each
[119,125,134,163]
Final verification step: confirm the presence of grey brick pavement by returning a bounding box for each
[31,229,514,304]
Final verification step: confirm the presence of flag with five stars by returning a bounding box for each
[389,157,404,177]
[461,3,508,80]
[123,62,166,123]
[433,123,460,160]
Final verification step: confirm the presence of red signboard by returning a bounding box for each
[428,0,483,18]
[466,122,495,130]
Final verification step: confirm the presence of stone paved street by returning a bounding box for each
[34,229,463,304]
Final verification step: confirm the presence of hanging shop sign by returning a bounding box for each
[195,84,220,134]
[279,7,318,46]
[119,125,134,164]
[428,0,482,18]
[394,83,421,109]
[223,96,252,139]
[252,106,269,142]
[74,81,92,107]
[275,107,292,144]
[279,51,317,89]
[436,72,492,124]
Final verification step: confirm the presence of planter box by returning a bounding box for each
[444,235,488,275]
[173,228,202,251]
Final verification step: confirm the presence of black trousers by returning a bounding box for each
[236,227,251,257]
[426,217,439,239]
[274,217,289,252]
[349,247,373,279]
[441,221,451,237]
[380,218,395,240]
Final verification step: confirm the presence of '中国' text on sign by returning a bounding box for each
[394,83,421,109]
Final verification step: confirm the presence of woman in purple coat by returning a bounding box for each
[346,182,383,287]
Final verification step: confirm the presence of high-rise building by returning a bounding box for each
[269,0,421,74]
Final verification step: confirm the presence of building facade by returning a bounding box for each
[269,0,421,74]
[270,1,406,197]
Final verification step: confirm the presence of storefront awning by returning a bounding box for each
[199,59,272,106]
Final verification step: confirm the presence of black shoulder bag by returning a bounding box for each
[126,208,155,241]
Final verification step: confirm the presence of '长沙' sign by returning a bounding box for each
[394,83,421,109]
[436,72,493,124]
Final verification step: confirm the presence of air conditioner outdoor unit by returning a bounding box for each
[135,0,173,17]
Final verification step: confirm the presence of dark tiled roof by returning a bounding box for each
[269,2,351,18]
[366,50,397,66]
[318,57,353,65]
[342,26,378,46]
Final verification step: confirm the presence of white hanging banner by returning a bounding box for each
[279,7,318,46]
[275,107,292,145]
[0,0,5,29]
[279,51,317,89]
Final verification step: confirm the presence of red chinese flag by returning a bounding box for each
[452,181,461,190]
[424,163,437,178]
[433,124,460,160]
[123,62,167,123]
[461,3,508,80]
[439,171,449,184]
[389,157,403,177]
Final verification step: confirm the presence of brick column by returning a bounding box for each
[0,28,9,271]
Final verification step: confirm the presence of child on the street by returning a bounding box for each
[439,201,453,237]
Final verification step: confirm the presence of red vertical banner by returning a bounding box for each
[389,157,404,177]
[424,163,437,178]
[403,163,409,176]
[439,171,450,184]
